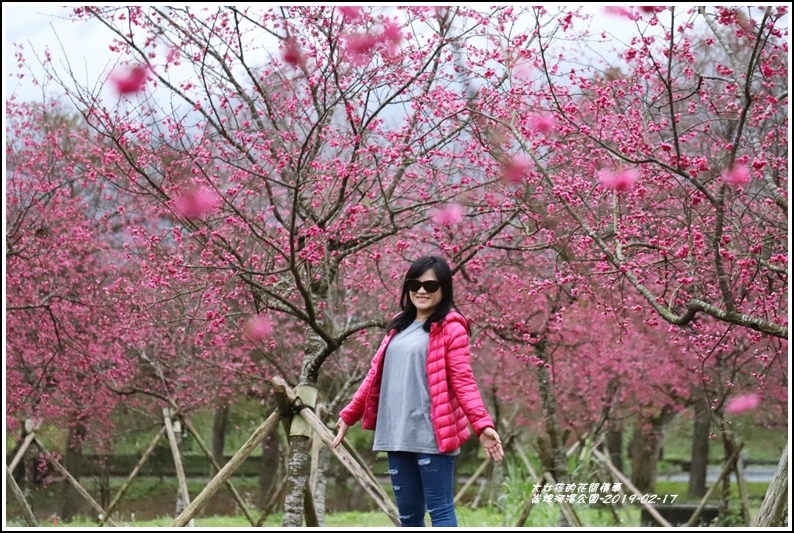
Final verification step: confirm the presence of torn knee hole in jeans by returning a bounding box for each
[387,468,399,475]
[417,458,431,466]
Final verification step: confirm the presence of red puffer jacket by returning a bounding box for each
[339,311,494,454]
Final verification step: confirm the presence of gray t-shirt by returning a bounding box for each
[373,320,439,453]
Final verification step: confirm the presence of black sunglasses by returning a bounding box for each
[405,279,441,294]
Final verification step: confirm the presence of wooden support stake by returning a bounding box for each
[271,376,400,526]
[163,408,194,527]
[173,410,280,527]
[255,472,290,527]
[511,441,541,527]
[273,382,294,437]
[733,452,752,526]
[515,477,544,528]
[454,458,489,504]
[6,467,39,526]
[685,442,743,527]
[513,441,539,479]
[309,427,322,499]
[303,479,320,527]
[8,431,37,473]
[32,437,118,527]
[99,426,166,526]
[592,448,672,527]
[298,406,399,526]
[181,417,257,526]
[595,460,624,526]
[542,471,583,528]
[341,438,381,491]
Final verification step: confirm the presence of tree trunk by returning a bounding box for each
[211,404,230,476]
[688,396,710,498]
[534,341,570,526]
[628,426,656,493]
[628,410,672,494]
[279,376,322,526]
[60,418,87,522]
[312,439,331,524]
[753,439,788,527]
[605,427,624,474]
[534,343,569,483]
[258,426,284,512]
[98,459,111,510]
[282,435,312,526]
[280,263,337,527]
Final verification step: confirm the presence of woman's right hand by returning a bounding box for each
[332,418,349,448]
[479,427,504,462]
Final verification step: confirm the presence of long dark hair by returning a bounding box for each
[387,255,462,333]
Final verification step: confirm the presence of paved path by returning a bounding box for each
[659,464,777,483]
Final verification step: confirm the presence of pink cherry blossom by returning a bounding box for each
[597,168,638,192]
[512,61,534,83]
[338,6,363,23]
[175,187,220,219]
[722,165,751,186]
[282,38,305,68]
[725,393,760,415]
[530,113,555,134]
[382,19,403,54]
[244,316,273,341]
[165,47,180,64]
[604,6,660,19]
[431,203,465,225]
[109,64,150,95]
[344,32,381,65]
[604,7,634,19]
[638,6,661,15]
[501,155,531,184]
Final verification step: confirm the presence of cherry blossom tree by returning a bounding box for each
[464,247,690,491]
[466,6,787,338]
[5,98,282,518]
[16,5,531,524]
[459,4,788,506]
[7,5,787,524]
[5,101,139,519]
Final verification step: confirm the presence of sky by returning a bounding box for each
[2,3,659,106]
[3,3,141,106]
[3,4,792,102]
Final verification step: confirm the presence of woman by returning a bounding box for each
[332,255,503,527]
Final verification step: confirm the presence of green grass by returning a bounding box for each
[6,469,777,528]
[6,478,772,528]
[6,400,274,459]
[655,480,769,503]
[7,407,784,528]
[660,415,787,463]
[5,506,648,528]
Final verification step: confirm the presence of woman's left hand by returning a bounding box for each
[479,427,504,462]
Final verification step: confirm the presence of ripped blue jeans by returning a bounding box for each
[386,452,457,527]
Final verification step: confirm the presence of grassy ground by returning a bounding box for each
[5,473,771,528]
[6,409,784,528]
[4,505,651,528]
[659,414,786,464]
[7,497,768,528]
